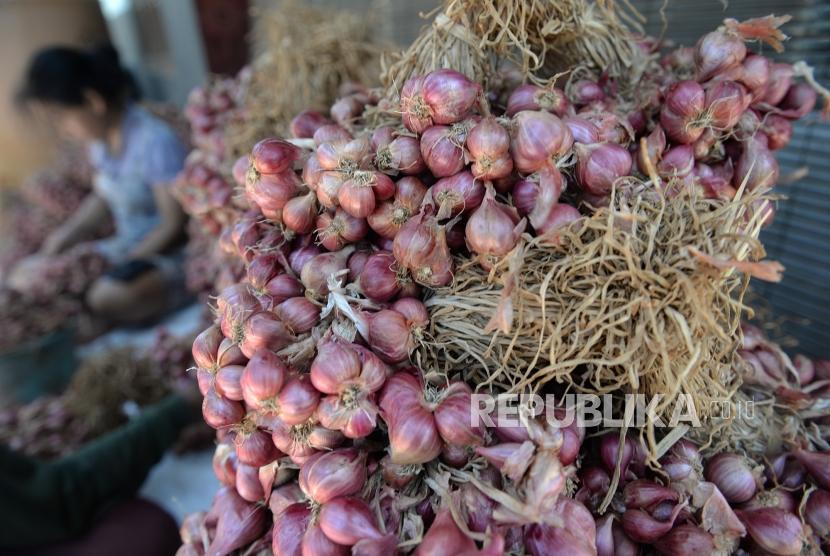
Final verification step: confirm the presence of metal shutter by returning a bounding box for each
[632,0,830,358]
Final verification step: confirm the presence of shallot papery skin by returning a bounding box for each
[804,489,830,537]
[576,143,632,196]
[524,499,597,556]
[251,137,301,175]
[207,487,268,556]
[704,452,759,503]
[736,507,805,555]
[466,183,526,258]
[298,448,366,504]
[695,29,747,82]
[415,505,504,556]
[510,110,574,174]
[422,69,482,125]
[379,372,442,465]
[654,524,715,556]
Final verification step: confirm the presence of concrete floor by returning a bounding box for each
[139,449,219,524]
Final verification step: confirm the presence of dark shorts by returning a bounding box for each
[104,259,158,282]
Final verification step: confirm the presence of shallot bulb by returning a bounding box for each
[426,170,484,220]
[367,176,428,239]
[660,81,706,144]
[215,365,244,401]
[281,191,317,234]
[761,63,794,106]
[330,92,368,127]
[400,69,481,133]
[311,338,390,438]
[207,487,268,556]
[251,137,302,175]
[761,114,793,150]
[316,136,371,175]
[657,145,695,179]
[777,83,817,119]
[379,371,483,465]
[393,208,454,287]
[575,143,632,195]
[233,424,279,467]
[792,449,830,489]
[375,134,426,175]
[289,245,321,275]
[290,109,332,139]
[337,170,395,219]
[739,54,770,102]
[622,503,684,544]
[238,312,294,358]
[270,417,343,465]
[271,503,346,556]
[623,479,680,510]
[298,448,367,504]
[420,124,468,178]
[240,349,287,410]
[415,505,504,556]
[510,111,574,173]
[193,325,226,373]
[245,170,301,219]
[695,29,747,82]
[570,80,606,106]
[466,117,513,180]
[804,489,830,538]
[704,453,759,503]
[599,433,634,477]
[524,498,597,556]
[367,307,423,364]
[654,524,715,556]
[636,125,666,174]
[465,182,526,260]
[564,116,601,144]
[274,297,319,334]
[704,80,748,129]
[202,387,244,431]
[313,124,352,146]
[315,208,368,251]
[735,507,805,555]
[507,84,570,117]
[733,135,779,191]
[318,496,398,552]
[358,252,403,303]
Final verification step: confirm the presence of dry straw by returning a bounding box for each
[64,347,170,435]
[224,0,384,161]
[692,363,830,460]
[381,0,647,94]
[418,181,779,455]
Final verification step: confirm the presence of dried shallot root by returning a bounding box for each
[421,183,777,455]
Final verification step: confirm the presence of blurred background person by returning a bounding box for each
[14,45,188,324]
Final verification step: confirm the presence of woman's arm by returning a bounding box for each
[129,183,186,259]
[41,193,110,255]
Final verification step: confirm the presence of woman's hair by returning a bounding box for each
[18,44,141,108]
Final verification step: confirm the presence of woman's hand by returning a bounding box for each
[7,254,52,293]
[39,194,110,256]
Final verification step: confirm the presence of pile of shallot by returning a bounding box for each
[575,434,830,554]
[177,14,829,556]
[174,75,252,237]
[0,147,104,275]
